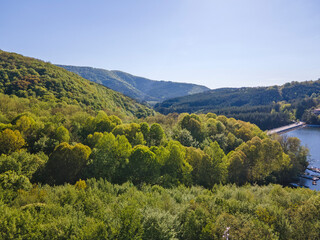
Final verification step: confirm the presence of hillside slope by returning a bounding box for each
[58,65,210,103]
[155,80,320,129]
[0,51,153,117]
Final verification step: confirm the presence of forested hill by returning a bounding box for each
[0,50,153,117]
[58,65,210,103]
[0,51,314,239]
[155,80,320,130]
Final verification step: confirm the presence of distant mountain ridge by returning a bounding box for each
[155,80,320,114]
[57,65,210,104]
[154,79,320,130]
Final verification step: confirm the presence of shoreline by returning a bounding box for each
[306,124,320,128]
[267,122,306,135]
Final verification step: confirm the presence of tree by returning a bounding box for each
[127,145,160,184]
[0,129,25,154]
[117,204,143,240]
[109,115,122,126]
[271,135,308,184]
[217,115,228,126]
[0,151,47,179]
[226,150,247,185]
[88,133,132,183]
[45,142,91,184]
[225,132,243,153]
[95,111,116,133]
[0,170,32,191]
[173,128,198,147]
[81,112,122,139]
[86,132,104,148]
[15,115,36,132]
[234,136,290,184]
[200,141,228,186]
[205,118,218,136]
[206,112,217,119]
[140,122,150,144]
[132,132,146,146]
[161,141,192,186]
[185,147,206,184]
[81,116,97,138]
[142,208,179,240]
[15,115,41,152]
[216,121,226,134]
[180,114,203,142]
[112,123,141,146]
[149,123,165,146]
[55,126,70,143]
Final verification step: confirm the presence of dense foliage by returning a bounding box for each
[0,50,153,117]
[1,180,320,239]
[0,95,308,188]
[0,51,313,239]
[59,65,209,104]
[155,82,320,130]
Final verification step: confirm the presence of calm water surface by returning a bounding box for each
[285,126,320,190]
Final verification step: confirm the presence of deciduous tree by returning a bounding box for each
[0,129,25,154]
[45,142,91,184]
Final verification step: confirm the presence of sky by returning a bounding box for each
[1,0,319,89]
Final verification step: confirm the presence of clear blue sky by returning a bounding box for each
[1,0,319,89]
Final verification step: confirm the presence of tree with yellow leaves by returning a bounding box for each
[0,129,25,154]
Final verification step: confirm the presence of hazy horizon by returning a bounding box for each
[1,0,320,88]
[55,63,320,90]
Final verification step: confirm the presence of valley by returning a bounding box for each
[58,65,210,104]
[0,50,318,239]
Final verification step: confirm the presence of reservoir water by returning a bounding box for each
[285,126,320,190]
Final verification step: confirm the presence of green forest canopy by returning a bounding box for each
[0,50,153,118]
[0,50,315,239]
[155,81,320,130]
